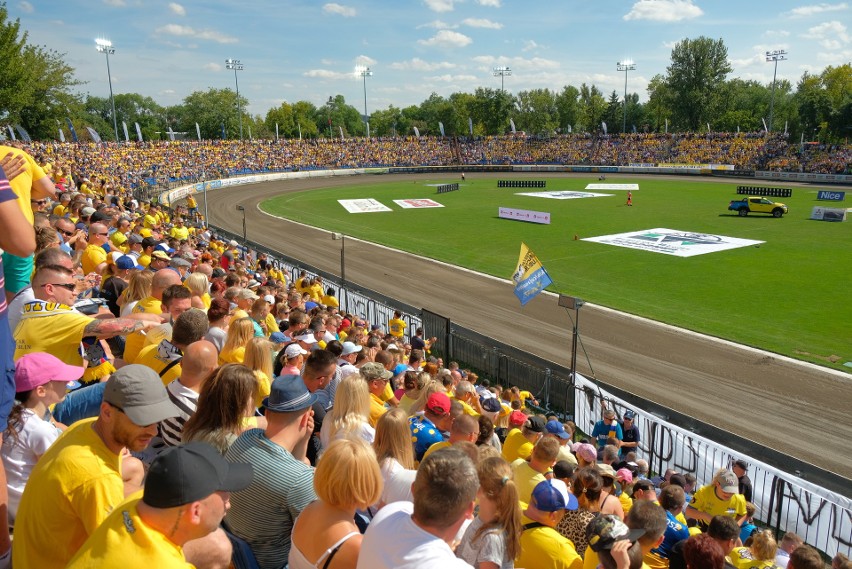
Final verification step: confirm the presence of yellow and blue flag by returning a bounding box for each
[512,242,553,306]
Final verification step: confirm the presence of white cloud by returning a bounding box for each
[169,2,186,16]
[203,62,221,72]
[472,55,560,70]
[762,29,790,39]
[418,30,472,48]
[103,0,126,6]
[423,0,454,13]
[522,40,541,52]
[161,89,176,95]
[303,69,351,79]
[18,1,34,13]
[475,0,501,6]
[662,38,684,49]
[428,74,478,82]
[156,24,238,44]
[624,0,703,22]
[417,20,455,29]
[323,3,357,17]
[785,2,848,17]
[389,58,457,71]
[355,55,376,66]
[816,48,852,62]
[803,20,851,48]
[462,18,503,29]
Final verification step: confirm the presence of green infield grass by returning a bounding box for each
[259,176,851,371]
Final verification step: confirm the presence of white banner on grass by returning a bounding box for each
[338,199,392,213]
[393,199,444,209]
[585,183,640,191]
[573,373,851,558]
[582,228,764,257]
[516,191,613,200]
[498,207,551,224]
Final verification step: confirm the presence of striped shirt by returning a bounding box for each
[225,429,316,569]
[158,380,198,447]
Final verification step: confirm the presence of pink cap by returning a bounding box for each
[616,468,634,484]
[574,443,598,464]
[15,353,82,392]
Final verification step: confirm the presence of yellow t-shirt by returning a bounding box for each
[218,345,245,365]
[369,392,386,428]
[322,294,339,308]
[138,253,152,268]
[53,203,67,217]
[82,243,108,275]
[66,497,192,569]
[13,418,124,568]
[143,214,159,229]
[123,296,162,364]
[451,396,481,418]
[730,548,777,569]
[620,492,634,516]
[169,226,189,241]
[422,440,451,461]
[388,318,406,338]
[502,429,534,463]
[512,458,547,505]
[264,312,280,335]
[308,283,323,302]
[14,302,92,367]
[201,292,212,310]
[517,525,583,569]
[254,370,271,409]
[0,145,47,224]
[110,231,129,253]
[689,484,747,520]
[135,343,183,386]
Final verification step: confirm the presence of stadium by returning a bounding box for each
[2,1,852,567]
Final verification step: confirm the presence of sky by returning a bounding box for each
[8,0,852,116]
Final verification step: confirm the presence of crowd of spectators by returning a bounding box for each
[0,142,846,568]
[5,132,849,201]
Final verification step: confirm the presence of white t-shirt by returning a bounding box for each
[319,418,375,450]
[356,501,473,569]
[1,408,62,523]
[378,458,416,507]
[455,516,512,569]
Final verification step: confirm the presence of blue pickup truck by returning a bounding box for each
[728,196,788,218]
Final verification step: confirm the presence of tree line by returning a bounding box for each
[1,6,849,143]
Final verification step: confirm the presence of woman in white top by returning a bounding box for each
[289,438,382,569]
[117,269,153,317]
[2,353,82,525]
[372,407,417,509]
[319,371,374,449]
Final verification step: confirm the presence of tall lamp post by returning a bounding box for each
[327,96,334,138]
[356,66,373,138]
[95,39,120,143]
[331,232,346,283]
[225,58,244,141]
[616,60,636,134]
[492,66,512,93]
[558,294,585,394]
[766,50,787,133]
[236,205,246,243]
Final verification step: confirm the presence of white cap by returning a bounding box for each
[295,332,317,344]
[341,341,362,356]
[263,294,276,304]
[284,344,308,358]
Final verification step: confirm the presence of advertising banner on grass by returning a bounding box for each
[512,243,553,306]
[582,228,764,257]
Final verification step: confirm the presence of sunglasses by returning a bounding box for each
[31,200,47,205]
[58,228,74,237]
[43,283,76,292]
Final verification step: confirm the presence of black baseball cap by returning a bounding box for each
[143,441,253,508]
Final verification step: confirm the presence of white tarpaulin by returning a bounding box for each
[582,228,764,257]
[516,191,613,200]
[337,199,393,214]
[585,183,640,190]
[574,373,851,557]
[393,199,445,209]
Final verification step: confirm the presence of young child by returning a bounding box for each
[2,352,81,524]
[456,456,522,569]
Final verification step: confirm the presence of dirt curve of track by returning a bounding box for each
[202,172,852,479]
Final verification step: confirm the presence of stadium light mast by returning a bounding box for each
[225,58,244,141]
[766,50,787,133]
[95,39,120,143]
[493,66,512,93]
[616,60,636,134]
[356,66,373,138]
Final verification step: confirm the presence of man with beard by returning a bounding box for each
[12,365,180,568]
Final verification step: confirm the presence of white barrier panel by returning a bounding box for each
[498,207,551,224]
[756,171,852,184]
[810,206,849,221]
[573,373,851,557]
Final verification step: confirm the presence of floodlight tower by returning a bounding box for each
[356,65,373,137]
[617,60,636,134]
[493,66,512,93]
[95,38,120,143]
[766,50,787,133]
[225,58,244,140]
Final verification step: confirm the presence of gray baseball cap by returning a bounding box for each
[103,365,180,426]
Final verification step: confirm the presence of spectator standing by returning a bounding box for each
[775,532,803,569]
[620,411,640,457]
[685,469,746,530]
[591,409,623,451]
[732,460,753,503]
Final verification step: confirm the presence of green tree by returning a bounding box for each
[171,88,248,139]
[265,102,297,138]
[470,87,514,134]
[554,85,580,133]
[664,37,732,131]
[515,88,558,135]
[603,90,622,133]
[645,74,673,132]
[577,83,606,133]
[292,101,318,139]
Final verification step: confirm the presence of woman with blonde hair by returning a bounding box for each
[289,438,382,569]
[407,379,444,415]
[320,371,374,449]
[242,336,274,409]
[218,317,254,364]
[731,530,778,569]
[183,272,209,309]
[456,456,522,568]
[118,269,153,317]
[398,370,428,413]
[372,407,416,509]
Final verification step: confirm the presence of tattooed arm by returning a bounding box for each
[83,317,159,339]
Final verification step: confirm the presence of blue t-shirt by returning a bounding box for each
[591,419,623,448]
[409,415,445,461]
[653,510,691,559]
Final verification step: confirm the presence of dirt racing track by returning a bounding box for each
[201,172,852,479]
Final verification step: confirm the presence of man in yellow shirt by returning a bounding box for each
[52,191,71,217]
[169,217,189,241]
[362,362,393,428]
[422,414,479,461]
[517,479,583,569]
[388,310,406,339]
[81,222,111,276]
[110,217,132,253]
[13,365,181,568]
[451,380,482,417]
[685,470,747,531]
[135,308,208,386]
[67,441,251,569]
